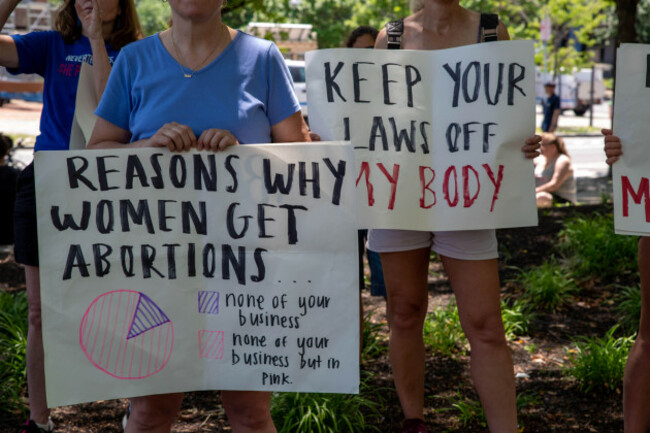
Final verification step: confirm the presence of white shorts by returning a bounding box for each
[367,229,498,260]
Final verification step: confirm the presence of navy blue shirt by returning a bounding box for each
[542,93,560,132]
[9,31,118,151]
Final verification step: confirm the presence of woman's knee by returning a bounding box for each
[388,298,427,332]
[222,391,273,429]
[461,313,507,347]
[128,393,183,430]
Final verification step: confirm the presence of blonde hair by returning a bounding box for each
[541,133,570,158]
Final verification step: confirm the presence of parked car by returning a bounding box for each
[285,59,307,119]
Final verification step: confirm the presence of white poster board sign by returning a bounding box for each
[35,143,359,407]
[306,40,537,231]
[612,44,650,235]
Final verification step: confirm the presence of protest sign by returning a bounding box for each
[306,40,537,231]
[612,44,650,235]
[34,143,359,407]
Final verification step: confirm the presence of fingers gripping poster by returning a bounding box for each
[34,143,359,407]
[612,44,650,235]
[306,40,538,230]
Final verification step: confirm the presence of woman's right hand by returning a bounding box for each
[147,122,196,152]
[602,128,622,166]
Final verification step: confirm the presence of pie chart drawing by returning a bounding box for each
[79,290,174,380]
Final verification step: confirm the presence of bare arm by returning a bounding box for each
[88,116,197,151]
[271,111,311,143]
[535,155,572,193]
[76,0,112,101]
[0,0,21,68]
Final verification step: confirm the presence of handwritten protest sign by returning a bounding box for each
[34,143,359,407]
[612,44,650,235]
[306,41,537,231]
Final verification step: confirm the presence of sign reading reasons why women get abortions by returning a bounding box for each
[612,44,650,235]
[306,40,538,230]
[34,144,359,407]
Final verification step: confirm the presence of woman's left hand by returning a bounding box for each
[522,135,541,159]
[75,0,103,41]
[197,128,239,152]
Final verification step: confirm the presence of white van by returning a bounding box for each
[285,59,308,119]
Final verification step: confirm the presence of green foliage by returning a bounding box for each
[636,0,650,43]
[135,0,171,36]
[422,302,466,355]
[565,326,634,393]
[501,300,534,340]
[270,374,382,433]
[347,0,411,34]
[559,213,638,279]
[463,0,611,71]
[437,391,540,427]
[615,285,642,334]
[517,259,578,312]
[0,291,28,416]
[438,393,486,427]
[361,312,388,361]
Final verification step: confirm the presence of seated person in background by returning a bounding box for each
[0,133,19,246]
[534,133,577,207]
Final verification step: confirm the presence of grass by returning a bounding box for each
[436,392,540,427]
[422,302,465,355]
[501,300,534,340]
[0,291,28,416]
[361,312,387,361]
[516,259,578,312]
[270,373,383,433]
[615,285,642,334]
[559,213,638,279]
[565,325,634,393]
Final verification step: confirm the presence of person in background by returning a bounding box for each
[344,25,387,301]
[603,128,650,433]
[345,25,379,49]
[86,0,310,429]
[534,133,577,207]
[0,133,19,246]
[371,0,541,432]
[0,0,141,430]
[542,81,560,132]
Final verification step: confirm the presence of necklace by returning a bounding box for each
[170,25,227,78]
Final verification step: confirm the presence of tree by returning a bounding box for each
[462,0,610,74]
[135,0,171,36]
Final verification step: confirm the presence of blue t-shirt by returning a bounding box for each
[542,93,560,132]
[95,31,300,144]
[9,31,119,151]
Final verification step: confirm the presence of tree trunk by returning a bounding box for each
[616,0,640,43]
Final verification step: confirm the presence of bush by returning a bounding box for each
[361,312,387,361]
[559,214,638,279]
[422,302,465,355]
[501,300,534,340]
[565,326,634,393]
[270,373,382,433]
[517,260,578,312]
[615,285,642,334]
[0,291,28,416]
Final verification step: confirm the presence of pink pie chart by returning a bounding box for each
[79,290,174,380]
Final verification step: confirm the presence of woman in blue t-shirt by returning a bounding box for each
[87,0,310,430]
[0,0,141,431]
